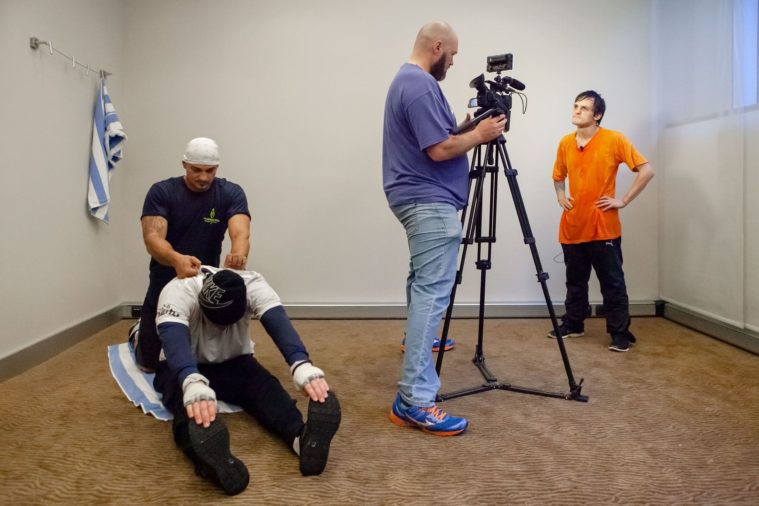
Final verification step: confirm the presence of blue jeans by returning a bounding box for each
[392,203,462,407]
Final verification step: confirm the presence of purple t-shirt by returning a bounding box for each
[382,63,469,209]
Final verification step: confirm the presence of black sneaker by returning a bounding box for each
[609,335,630,352]
[188,419,249,495]
[127,320,140,350]
[127,320,158,373]
[547,324,585,339]
[299,393,341,476]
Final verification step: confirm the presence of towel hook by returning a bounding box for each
[48,40,53,55]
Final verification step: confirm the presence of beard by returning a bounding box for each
[430,53,448,81]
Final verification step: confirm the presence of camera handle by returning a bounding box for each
[434,134,588,403]
[451,108,499,135]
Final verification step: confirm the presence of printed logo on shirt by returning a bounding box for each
[203,208,220,224]
[605,241,614,247]
[157,304,181,318]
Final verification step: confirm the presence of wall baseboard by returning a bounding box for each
[123,301,658,319]
[662,303,759,355]
[264,301,659,319]
[7,300,716,384]
[0,306,124,383]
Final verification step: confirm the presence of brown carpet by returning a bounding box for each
[1,317,757,505]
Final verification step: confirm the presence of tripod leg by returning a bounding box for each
[495,141,585,399]
[436,146,486,376]
[470,145,502,384]
[438,144,500,386]
[473,148,498,365]
[435,139,588,403]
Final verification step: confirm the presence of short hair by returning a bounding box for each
[575,90,606,125]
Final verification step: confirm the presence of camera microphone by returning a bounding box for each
[503,76,526,91]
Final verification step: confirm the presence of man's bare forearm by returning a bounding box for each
[142,216,179,267]
[554,179,566,197]
[620,163,654,206]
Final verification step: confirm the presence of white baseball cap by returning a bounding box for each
[183,137,219,165]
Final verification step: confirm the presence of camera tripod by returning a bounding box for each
[434,133,588,403]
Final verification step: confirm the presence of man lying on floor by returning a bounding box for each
[151,266,341,495]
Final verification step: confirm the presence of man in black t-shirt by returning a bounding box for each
[131,137,251,372]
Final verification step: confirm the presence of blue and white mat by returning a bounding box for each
[107,342,241,421]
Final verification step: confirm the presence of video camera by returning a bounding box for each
[455,53,526,134]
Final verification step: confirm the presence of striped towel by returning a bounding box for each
[88,79,127,223]
[107,342,242,421]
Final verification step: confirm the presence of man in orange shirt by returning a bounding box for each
[550,91,654,352]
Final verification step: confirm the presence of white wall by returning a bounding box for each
[655,0,758,332]
[746,110,759,332]
[0,0,126,359]
[659,108,759,331]
[119,0,657,307]
[659,116,745,326]
[0,0,658,360]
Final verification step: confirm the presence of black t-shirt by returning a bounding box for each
[142,177,250,283]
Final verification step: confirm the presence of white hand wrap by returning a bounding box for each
[290,360,325,390]
[182,373,216,407]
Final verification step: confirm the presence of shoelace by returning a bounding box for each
[421,405,447,421]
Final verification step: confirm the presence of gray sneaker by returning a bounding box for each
[609,335,630,352]
[547,325,585,339]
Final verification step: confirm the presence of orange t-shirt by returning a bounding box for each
[552,128,647,244]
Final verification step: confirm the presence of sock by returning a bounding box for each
[292,435,301,456]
